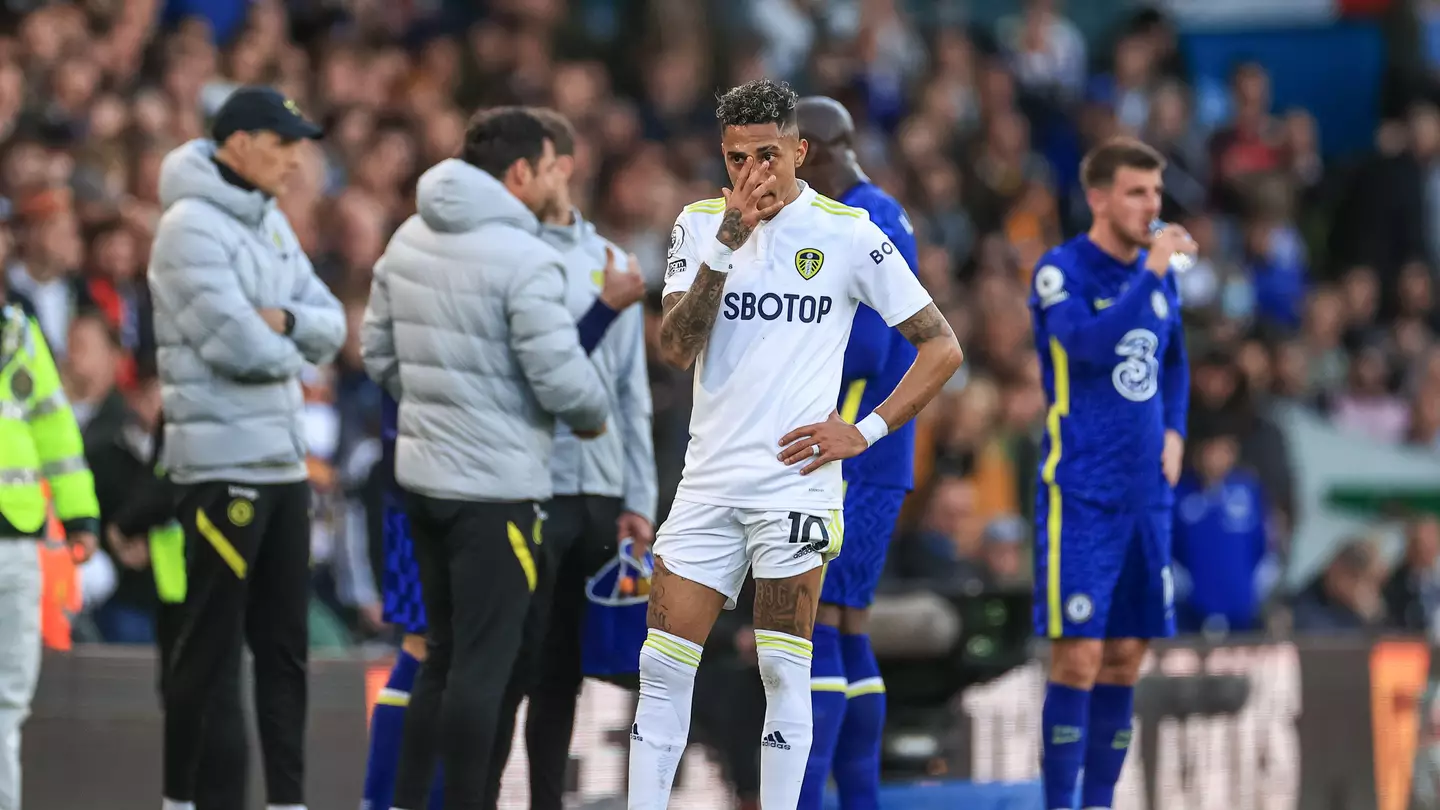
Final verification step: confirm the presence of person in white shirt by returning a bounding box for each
[630,79,964,810]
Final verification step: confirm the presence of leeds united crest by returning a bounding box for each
[795,248,825,280]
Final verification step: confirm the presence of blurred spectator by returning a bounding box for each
[1172,426,1273,635]
[1410,102,1440,271]
[8,187,88,356]
[996,0,1087,104]
[82,220,152,384]
[1208,61,1284,216]
[888,475,988,591]
[1144,81,1209,219]
[1299,287,1351,397]
[1291,539,1387,633]
[979,515,1029,589]
[1242,177,1310,332]
[84,358,164,645]
[63,311,121,432]
[1340,264,1383,348]
[1329,111,1428,291]
[1385,516,1440,636]
[1187,348,1295,527]
[1330,343,1409,443]
[1086,31,1156,133]
[1281,109,1323,190]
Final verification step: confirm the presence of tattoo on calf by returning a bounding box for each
[752,577,816,639]
[646,557,674,633]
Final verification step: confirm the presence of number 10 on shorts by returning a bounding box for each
[785,510,843,562]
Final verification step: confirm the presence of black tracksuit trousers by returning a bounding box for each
[392,495,545,810]
[483,494,624,810]
[162,479,311,806]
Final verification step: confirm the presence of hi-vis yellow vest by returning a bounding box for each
[0,304,97,536]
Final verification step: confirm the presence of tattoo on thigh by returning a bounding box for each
[646,557,674,633]
[752,578,816,638]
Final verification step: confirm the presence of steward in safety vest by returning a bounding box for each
[0,300,99,547]
[0,297,98,810]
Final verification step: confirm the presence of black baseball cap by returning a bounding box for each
[211,86,324,143]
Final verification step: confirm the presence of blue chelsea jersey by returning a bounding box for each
[1029,235,1190,509]
[837,181,921,492]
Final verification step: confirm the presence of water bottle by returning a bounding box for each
[1150,219,1196,273]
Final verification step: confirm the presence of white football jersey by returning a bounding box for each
[663,181,932,510]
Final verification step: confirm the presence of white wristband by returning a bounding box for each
[705,237,735,273]
[856,412,889,447]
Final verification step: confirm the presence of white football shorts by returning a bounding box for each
[652,499,844,609]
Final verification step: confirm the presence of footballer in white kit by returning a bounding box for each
[627,79,964,810]
[657,174,930,602]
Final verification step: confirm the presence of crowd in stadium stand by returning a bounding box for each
[3,0,1438,646]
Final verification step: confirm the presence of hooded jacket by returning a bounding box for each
[147,139,346,485]
[362,159,608,503]
[540,211,657,523]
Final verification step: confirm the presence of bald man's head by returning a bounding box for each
[796,96,855,147]
[795,96,864,196]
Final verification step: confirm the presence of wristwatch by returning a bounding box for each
[283,310,296,336]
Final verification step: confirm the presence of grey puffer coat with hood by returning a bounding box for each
[362,158,609,503]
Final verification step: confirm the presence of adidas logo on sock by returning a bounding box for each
[630,723,643,742]
[762,731,791,750]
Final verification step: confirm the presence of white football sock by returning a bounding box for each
[756,629,815,810]
[627,629,702,810]
[161,801,195,810]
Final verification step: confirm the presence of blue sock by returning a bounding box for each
[799,624,848,810]
[1080,684,1134,810]
[1042,683,1090,810]
[832,633,885,810]
[363,650,420,809]
[362,650,446,810]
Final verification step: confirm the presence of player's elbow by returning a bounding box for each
[922,333,964,377]
[657,343,695,370]
[656,325,697,370]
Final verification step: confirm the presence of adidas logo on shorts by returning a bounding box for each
[762,731,791,750]
[789,539,828,561]
[630,723,643,742]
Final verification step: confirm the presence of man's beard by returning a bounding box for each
[533,194,560,222]
[540,192,573,224]
[1105,219,1149,252]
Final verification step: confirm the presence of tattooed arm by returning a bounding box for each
[657,266,727,370]
[659,159,781,369]
[656,203,768,369]
[872,303,963,430]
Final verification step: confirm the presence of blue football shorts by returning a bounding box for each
[1033,488,1175,640]
[381,488,428,636]
[819,483,907,609]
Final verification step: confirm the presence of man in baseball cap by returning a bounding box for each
[200,86,324,200]
[211,85,324,144]
[148,84,345,810]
